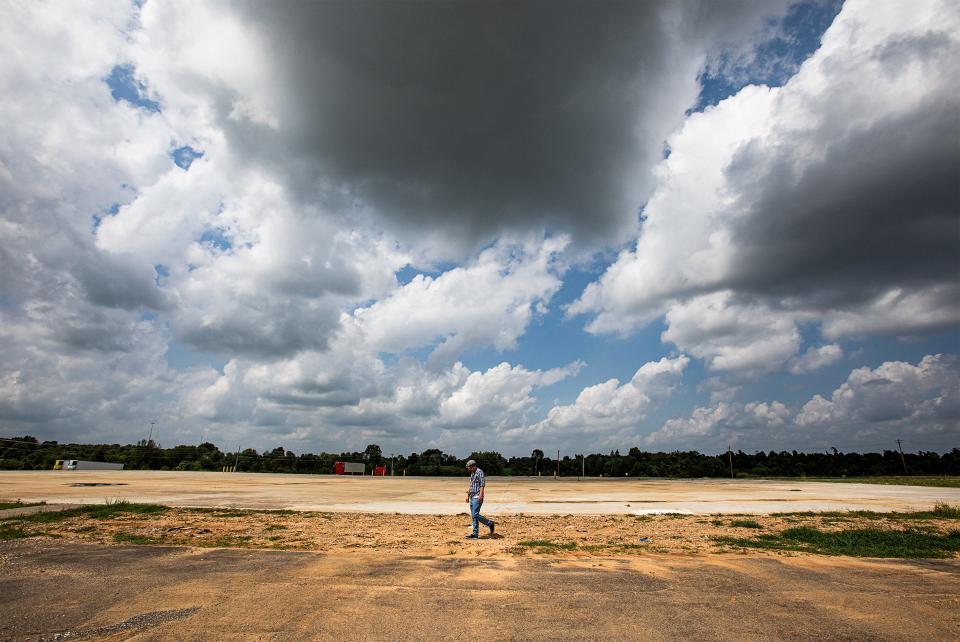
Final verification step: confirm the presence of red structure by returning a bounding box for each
[373,465,387,476]
[333,461,365,475]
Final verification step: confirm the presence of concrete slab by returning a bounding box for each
[1,470,957,514]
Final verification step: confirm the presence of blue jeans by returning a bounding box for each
[470,496,493,536]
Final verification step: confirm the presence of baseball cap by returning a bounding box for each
[466,459,476,468]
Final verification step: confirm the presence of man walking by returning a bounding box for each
[465,459,495,539]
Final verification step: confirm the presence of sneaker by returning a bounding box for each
[489,522,495,536]
[465,533,478,539]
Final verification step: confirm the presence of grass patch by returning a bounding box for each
[186,507,296,516]
[773,503,960,522]
[263,524,287,531]
[112,532,162,545]
[0,522,38,540]
[729,519,764,529]
[717,526,960,558]
[0,501,45,511]
[205,535,254,548]
[517,539,578,552]
[12,501,169,523]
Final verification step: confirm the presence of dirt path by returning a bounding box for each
[2,538,958,641]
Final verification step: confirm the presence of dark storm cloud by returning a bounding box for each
[725,100,960,313]
[74,249,171,311]
[227,0,790,248]
[175,304,340,358]
[56,308,148,353]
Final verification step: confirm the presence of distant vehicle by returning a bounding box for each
[54,460,124,471]
[333,461,364,475]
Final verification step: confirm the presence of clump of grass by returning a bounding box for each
[267,535,284,542]
[729,519,764,529]
[213,512,249,518]
[112,532,162,545]
[263,524,287,531]
[710,519,725,526]
[717,526,960,558]
[931,503,960,519]
[517,539,578,552]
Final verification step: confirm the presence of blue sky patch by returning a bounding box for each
[105,64,161,112]
[172,145,203,170]
[90,202,120,233]
[199,227,233,251]
[165,340,228,372]
[694,0,844,112]
[153,264,170,285]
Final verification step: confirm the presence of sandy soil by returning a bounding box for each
[9,507,958,558]
[3,470,959,514]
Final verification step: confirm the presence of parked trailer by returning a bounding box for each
[333,461,365,475]
[55,460,124,471]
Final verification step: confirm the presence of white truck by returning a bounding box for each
[55,460,124,471]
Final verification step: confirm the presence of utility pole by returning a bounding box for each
[727,445,734,479]
[581,453,585,480]
[234,445,240,471]
[148,421,155,446]
[556,449,560,478]
[896,439,909,475]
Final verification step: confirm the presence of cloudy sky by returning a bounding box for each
[1,0,957,456]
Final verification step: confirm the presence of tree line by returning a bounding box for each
[2,436,958,478]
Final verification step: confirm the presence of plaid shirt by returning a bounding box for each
[468,468,486,497]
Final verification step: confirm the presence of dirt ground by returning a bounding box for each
[6,507,959,557]
[2,538,958,641]
[4,473,960,640]
[3,470,959,514]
